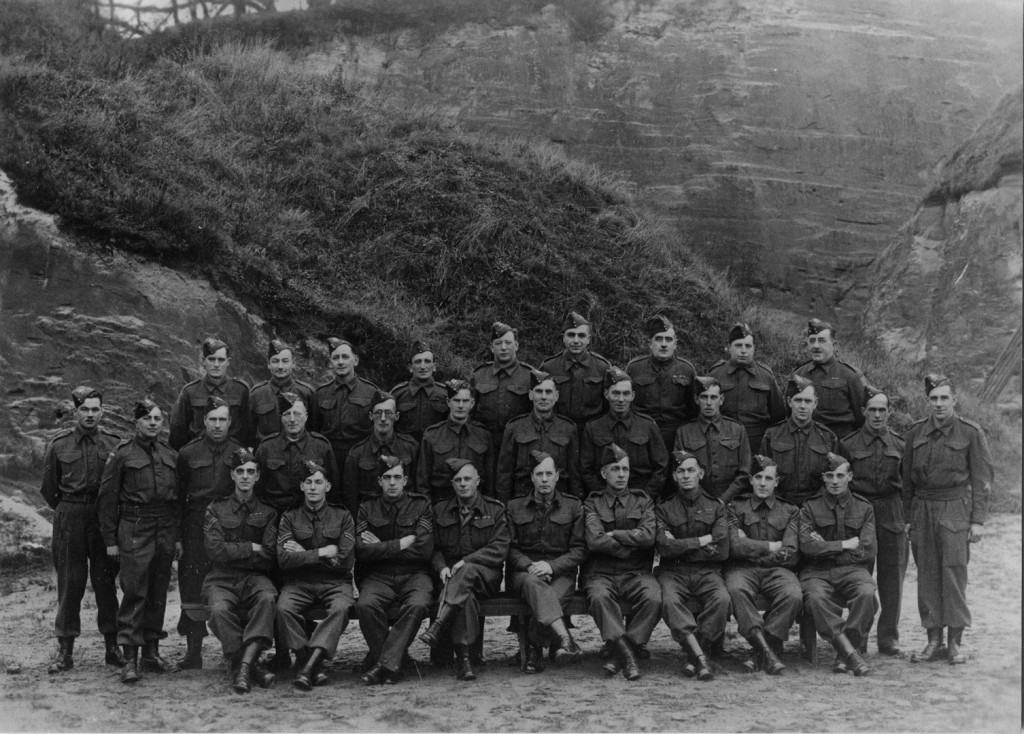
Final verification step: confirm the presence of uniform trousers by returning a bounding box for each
[872,494,909,645]
[203,569,277,657]
[355,571,433,671]
[657,566,731,646]
[276,579,354,655]
[725,566,802,641]
[176,507,211,637]
[52,500,119,638]
[510,572,576,644]
[801,567,878,647]
[911,497,971,628]
[439,563,502,646]
[584,571,661,646]
[116,511,177,646]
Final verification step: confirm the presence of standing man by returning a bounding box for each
[582,445,661,681]
[507,451,585,672]
[673,375,751,502]
[655,450,731,682]
[839,386,908,657]
[580,367,668,498]
[249,339,315,444]
[902,374,992,665]
[419,459,510,681]
[275,460,356,691]
[202,448,279,694]
[355,455,434,685]
[708,322,786,453]
[760,375,838,506]
[539,311,611,429]
[626,314,697,451]
[798,453,877,676]
[726,454,802,675]
[497,369,582,502]
[311,337,379,475]
[255,392,338,514]
[391,341,449,442]
[175,397,242,670]
[98,397,182,684]
[41,386,122,673]
[170,337,251,450]
[343,390,419,513]
[417,379,493,502]
[792,319,867,440]
[470,321,535,454]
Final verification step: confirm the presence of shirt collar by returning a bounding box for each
[788,417,812,434]
[825,491,850,509]
[334,373,358,390]
[528,490,559,508]
[567,351,592,368]
[928,415,956,435]
[699,414,722,431]
[204,375,227,392]
[755,495,777,511]
[408,377,435,396]
[73,425,98,444]
[285,430,308,446]
[230,493,254,513]
[727,360,754,375]
[491,360,520,377]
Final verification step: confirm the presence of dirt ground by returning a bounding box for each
[0,514,1019,733]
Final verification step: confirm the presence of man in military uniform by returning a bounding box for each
[417,379,493,502]
[170,337,251,450]
[275,460,356,691]
[708,322,786,453]
[839,387,907,657]
[41,386,122,673]
[343,390,419,513]
[798,453,877,676]
[674,375,751,502]
[903,374,993,665]
[582,445,660,681]
[255,392,338,514]
[792,319,866,440]
[497,369,582,502]
[419,458,510,681]
[507,451,585,673]
[626,314,697,451]
[98,397,182,684]
[311,337,379,474]
[760,375,838,506]
[249,339,315,444]
[355,456,434,685]
[202,448,278,694]
[539,311,611,429]
[471,321,535,455]
[391,341,449,442]
[580,367,668,498]
[726,454,801,675]
[175,397,242,670]
[656,450,730,681]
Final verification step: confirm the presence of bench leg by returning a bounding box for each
[800,611,818,664]
[517,613,530,672]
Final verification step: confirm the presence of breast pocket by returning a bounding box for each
[56,449,85,484]
[817,377,848,413]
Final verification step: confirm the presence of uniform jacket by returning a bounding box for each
[311,374,379,452]
[276,503,355,582]
[727,494,800,568]
[539,350,611,426]
[431,493,510,572]
[673,415,751,501]
[792,358,866,438]
[582,487,656,576]
[40,424,121,508]
[655,489,729,568]
[343,431,419,511]
[254,430,338,511]
[580,411,668,497]
[707,359,785,437]
[176,435,241,512]
[169,376,252,450]
[626,354,697,433]
[203,494,278,573]
[355,492,433,577]
[249,377,315,443]
[759,418,838,506]
[507,490,586,579]
[497,412,583,502]
[470,360,535,435]
[98,436,181,546]
[840,425,906,534]
[391,378,449,440]
[416,419,493,502]
[798,490,876,576]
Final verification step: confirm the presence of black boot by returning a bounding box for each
[947,627,967,665]
[601,641,621,676]
[104,634,125,667]
[752,628,785,675]
[232,641,262,694]
[682,633,713,681]
[523,645,544,674]
[454,644,476,681]
[141,641,179,673]
[419,605,456,648]
[121,645,139,684]
[616,637,641,681]
[911,627,947,663]
[834,633,869,676]
[292,648,325,691]
[48,637,74,674]
[553,627,582,661]
[178,631,204,670]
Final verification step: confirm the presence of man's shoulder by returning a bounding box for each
[955,415,987,436]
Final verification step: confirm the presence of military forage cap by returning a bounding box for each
[862,383,887,406]
[825,452,850,472]
[409,340,432,362]
[267,338,292,359]
[751,454,777,476]
[806,318,834,337]
[530,449,554,468]
[377,454,404,476]
[301,459,327,479]
[728,322,753,343]
[529,368,554,388]
[604,366,631,389]
[445,457,476,476]
[201,337,229,357]
[133,396,161,420]
[71,385,102,407]
[600,443,629,468]
[327,336,354,354]
[443,378,473,398]
[672,449,702,469]
[277,391,307,414]
[694,375,720,395]
[644,314,674,338]
[371,389,396,409]
[230,447,258,469]
[561,310,590,332]
[203,396,229,415]
[924,373,952,395]
[491,321,517,341]
[786,374,815,399]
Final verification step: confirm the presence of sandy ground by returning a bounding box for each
[0,514,1019,733]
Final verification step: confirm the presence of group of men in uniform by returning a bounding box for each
[40,312,993,690]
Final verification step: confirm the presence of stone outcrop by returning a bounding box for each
[860,87,1022,389]
[295,0,1022,330]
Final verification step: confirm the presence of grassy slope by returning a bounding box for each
[0,0,1018,508]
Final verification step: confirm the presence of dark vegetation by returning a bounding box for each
[0,0,1018,509]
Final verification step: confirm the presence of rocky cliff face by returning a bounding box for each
[861,87,1022,389]
[299,0,1021,330]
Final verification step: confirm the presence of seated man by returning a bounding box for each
[355,456,434,686]
[202,448,279,693]
[507,450,585,673]
[726,454,802,675]
[275,461,355,691]
[655,450,731,682]
[583,444,660,681]
[419,458,510,681]
[798,453,878,676]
